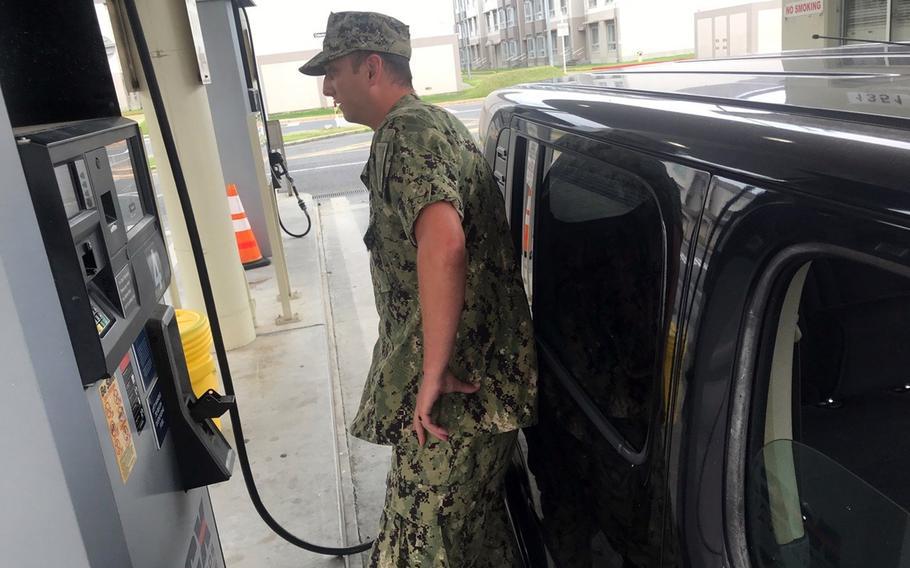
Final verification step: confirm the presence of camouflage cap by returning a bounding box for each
[299,12,411,76]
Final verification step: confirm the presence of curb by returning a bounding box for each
[277,96,486,126]
[283,128,371,147]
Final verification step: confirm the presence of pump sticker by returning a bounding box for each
[146,379,169,450]
[115,265,138,316]
[99,376,137,483]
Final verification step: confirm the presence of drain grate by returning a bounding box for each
[315,187,369,201]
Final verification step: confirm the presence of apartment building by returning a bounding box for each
[455,0,698,69]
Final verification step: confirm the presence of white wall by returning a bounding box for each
[261,62,326,113]
[248,0,461,114]
[758,7,783,52]
[411,44,461,96]
[247,0,456,54]
[617,0,698,58]
[781,0,842,49]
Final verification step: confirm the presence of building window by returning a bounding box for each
[498,8,504,29]
[525,1,533,22]
[489,11,499,32]
[560,0,569,16]
[507,6,515,26]
[550,29,558,56]
[537,34,547,57]
[845,0,910,42]
[606,20,616,50]
[588,0,597,8]
[589,22,600,50]
[845,0,886,40]
[527,37,535,57]
[536,0,544,20]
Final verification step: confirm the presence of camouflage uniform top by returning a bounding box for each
[350,94,538,445]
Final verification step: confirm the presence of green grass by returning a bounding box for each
[424,66,569,104]
[138,119,149,136]
[282,125,369,144]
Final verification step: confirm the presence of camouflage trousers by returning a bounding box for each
[368,430,520,568]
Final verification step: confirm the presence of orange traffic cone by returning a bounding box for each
[227,184,270,270]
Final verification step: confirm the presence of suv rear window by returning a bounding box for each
[533,148,664,450]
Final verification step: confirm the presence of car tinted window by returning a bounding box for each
[533,148,664,450]
[747,258,910,567]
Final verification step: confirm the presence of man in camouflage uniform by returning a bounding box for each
[300,11,537,567]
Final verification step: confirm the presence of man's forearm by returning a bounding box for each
[416,229,466,378]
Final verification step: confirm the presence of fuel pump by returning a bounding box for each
[4,0,369,561]
[15,117,234,566]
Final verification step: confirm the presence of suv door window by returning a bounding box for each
[746,257,910,567]
[534,148,664,451]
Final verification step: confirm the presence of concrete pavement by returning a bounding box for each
[209,192,382,568]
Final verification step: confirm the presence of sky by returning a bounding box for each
[245,0,457,55]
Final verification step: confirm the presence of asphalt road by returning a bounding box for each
[280,100,483,200]
[280,100,483,138]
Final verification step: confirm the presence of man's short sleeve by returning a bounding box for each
[386,126,464,247]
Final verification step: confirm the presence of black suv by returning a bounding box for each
[479,45,910,567]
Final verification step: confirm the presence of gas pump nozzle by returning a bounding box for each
[189,389,236,422]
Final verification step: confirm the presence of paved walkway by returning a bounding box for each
[210,192,386,568]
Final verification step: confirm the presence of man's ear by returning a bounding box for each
[366,53,383,84]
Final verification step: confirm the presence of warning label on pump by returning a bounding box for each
[99,376,137,483]
[784,0,823,17]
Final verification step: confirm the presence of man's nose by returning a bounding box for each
[322,80,333,97]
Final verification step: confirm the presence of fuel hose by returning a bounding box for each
[122,0,372,556]
[238,3,312,239]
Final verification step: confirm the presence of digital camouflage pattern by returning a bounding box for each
[299,12,412,76]
[369,430,520,567]
[350,93,538,445]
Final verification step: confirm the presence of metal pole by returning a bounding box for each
[885,0,893,42]
[562,34,567,73]
[465,30,472,80]
[246,115,298,325]
[546,0,554,67]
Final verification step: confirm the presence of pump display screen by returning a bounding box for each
[91,298,114,337]
[105,141,144,232]
[54,164,81,219]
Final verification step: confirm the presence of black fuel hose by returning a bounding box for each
[270,154,312,238]
[122,0,371,556]
[238,4,311,239]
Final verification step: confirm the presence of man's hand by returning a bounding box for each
[413,369,480,446]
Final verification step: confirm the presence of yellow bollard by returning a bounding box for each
[175,309,222,429]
